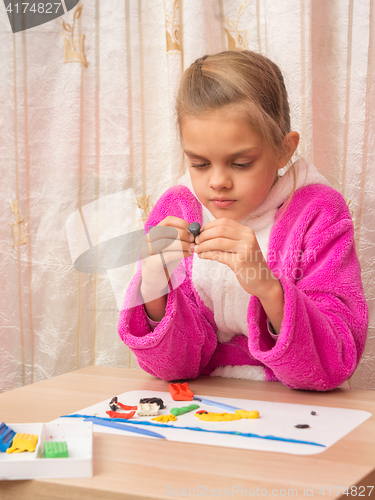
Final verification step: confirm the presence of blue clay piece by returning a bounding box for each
[0,422,16,452]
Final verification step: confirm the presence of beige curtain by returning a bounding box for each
[1,0,374,392]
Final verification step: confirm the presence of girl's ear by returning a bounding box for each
[278,131,299,167]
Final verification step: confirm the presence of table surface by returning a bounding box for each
[0,366,375,500]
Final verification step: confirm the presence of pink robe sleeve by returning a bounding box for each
[118,186,218,381]
[247,186,368,391]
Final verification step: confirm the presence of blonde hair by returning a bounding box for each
[176,50,297,216]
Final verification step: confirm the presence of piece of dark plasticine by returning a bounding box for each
[109,396,119,411]
[188,222,201,240]
[139,397,166,409]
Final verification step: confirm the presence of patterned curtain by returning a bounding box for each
[1,0,374,392]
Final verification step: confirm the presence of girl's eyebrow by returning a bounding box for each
[184,147,260,158]
[231,147,260,157]
[184,150,207,158]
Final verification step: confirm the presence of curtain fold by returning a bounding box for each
[1,0,373,392]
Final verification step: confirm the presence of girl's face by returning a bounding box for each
[181,109,285,222]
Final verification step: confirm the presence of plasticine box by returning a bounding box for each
[0,421,93,480]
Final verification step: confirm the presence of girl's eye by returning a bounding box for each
[232,162,252,169]
[190,162,210,169]
[189,162,252,169]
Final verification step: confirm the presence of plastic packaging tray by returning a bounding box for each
[0,421,93,480]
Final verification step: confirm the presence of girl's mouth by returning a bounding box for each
[211,199,236,208]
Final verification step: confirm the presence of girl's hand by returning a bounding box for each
[193,218,278,299]
[140,216,194,301]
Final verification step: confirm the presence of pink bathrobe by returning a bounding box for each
[118,182,368,391]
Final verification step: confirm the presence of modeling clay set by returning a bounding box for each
[1,381,372,479]
[57,382,371,456]
[0,421,93,480]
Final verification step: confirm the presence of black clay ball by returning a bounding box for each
[188,222,201,239]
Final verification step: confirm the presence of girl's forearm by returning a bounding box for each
[258,280,285,335]
[141,286,168,322]
[140,267,170,321]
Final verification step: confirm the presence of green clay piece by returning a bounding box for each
[44,441,69,458]
[170,404,199,417]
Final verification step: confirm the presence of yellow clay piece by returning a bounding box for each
[195,410,259,422]
[236,410,260,419]
[151,414,177,423]
[6,433,39,453]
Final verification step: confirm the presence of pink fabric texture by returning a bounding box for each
[118,184,368,391]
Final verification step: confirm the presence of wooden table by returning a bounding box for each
[0,366,374,499]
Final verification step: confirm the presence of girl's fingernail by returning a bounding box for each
[194,245,198,252]
[189,233,194,242]
[189,243,195,252]
[195,236,200,244]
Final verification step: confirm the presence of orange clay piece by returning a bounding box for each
[169,382,194,401]
[117,402,137,411]
[194,410,260,422]
[152,414,177,423]
[106,410,136,419]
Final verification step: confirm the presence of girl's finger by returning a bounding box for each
[146,225,192,246]
[201,218,240,233]
[141,234,191,259]
[142,242,194,262]
[149,237,184,255]
[197,225,254,244]
[148,225,179,242]
[194,238,249,255]
[160,249,194,263]
[156,217,194,243]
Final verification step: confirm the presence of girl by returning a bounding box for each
[118,51,368,391]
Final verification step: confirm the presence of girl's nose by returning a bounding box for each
[209,167,233,190]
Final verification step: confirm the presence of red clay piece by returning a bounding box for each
[117,403,137,411]
[169,382,194,401]
[106,410,136,419]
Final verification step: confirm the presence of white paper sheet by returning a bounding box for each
[57,390,371,455]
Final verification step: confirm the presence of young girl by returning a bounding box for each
[118,51,368,391]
